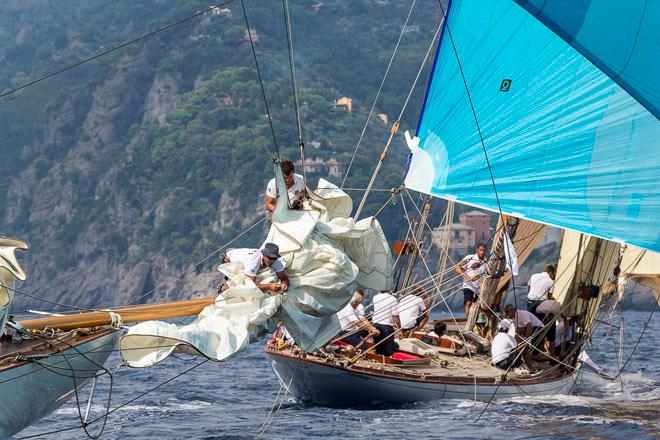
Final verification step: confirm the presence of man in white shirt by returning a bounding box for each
[456,243,488,316]
[504,304,545,366]
[504,304,543,338]
[535,299,561,354]
[336,291,379,346]
[218,243,289,293]
[265,160,306,212]
[491,320,520,369]
[371,290,401,356]
[526,264,555,315]
[398,286,429,335]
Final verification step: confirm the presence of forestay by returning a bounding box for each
[405,0,660,252]
[121,172,391,367]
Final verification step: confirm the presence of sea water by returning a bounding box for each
[19,310,659,439]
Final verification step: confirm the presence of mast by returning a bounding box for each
[400,198,431,289]
[467,216,519,332]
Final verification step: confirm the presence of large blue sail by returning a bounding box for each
[515,0,660,120]
[405,0,660,252]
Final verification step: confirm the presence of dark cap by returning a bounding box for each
[262,242,281,260]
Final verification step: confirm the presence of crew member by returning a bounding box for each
[336,291,379,346]
[428,322,447,338]
[398,285,429,336]
[456,243,488,316]
[265,160,306,212]
[491,320,520,370]
[218,243,288,293]
[526,264,555,315]
[371,290,401,357]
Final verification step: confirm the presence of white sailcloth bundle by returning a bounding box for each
[120,176,391,367]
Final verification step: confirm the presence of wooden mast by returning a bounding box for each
[466,216,519,332]
[19,296,216,331]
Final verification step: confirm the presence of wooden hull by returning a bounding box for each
[0,328,120,438]
[266,349,579,406]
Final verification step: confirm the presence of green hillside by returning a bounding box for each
[0,0,455,307]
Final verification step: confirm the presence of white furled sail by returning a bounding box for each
[405,0,660,253]
[0,237,28,335]
[121,169,391,367]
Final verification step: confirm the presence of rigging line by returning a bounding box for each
[256,377,293,438]
[128,214,268,305]
[346,284,463,362]
[435,1,520,299]
[354,11,446,220]
[333,272,464,343]
[615,299,657,377]
[399,193,474,359]
[16,359,211,440]
[323,259,466,344]
[330,268,467,344]
[4,215,268,311]
[348,285,464,364]
[18,329,115,440]
[282,0,305,182]
[473,272,615,422]
[0,332,116,386]
[240,0,281,158]
[186,0,275,160]
[0,1,236,100]
[340,0,419,189]
[403,188,457,267]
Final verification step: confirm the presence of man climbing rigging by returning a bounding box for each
[456,243,488,317]
[265,160,306,212]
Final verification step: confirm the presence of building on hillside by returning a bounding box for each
[242,28,259,43]
[211,7,232,17]
[312,2,323,12]
[333,97,353,113]
[431,223,475,256]
[459,210,491,244]
[377,113,388,125]
[326,158,345,178]
[295,157,346,178]
[402,24,420,33]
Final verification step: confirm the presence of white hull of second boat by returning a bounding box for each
[0,329,121,438]
[267,351,579,405]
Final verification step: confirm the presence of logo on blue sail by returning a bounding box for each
[627,193,643,219]
[500,78,512,92]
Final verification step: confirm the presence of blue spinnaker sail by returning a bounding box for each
[515,0,660,120]
[405,0,660,252]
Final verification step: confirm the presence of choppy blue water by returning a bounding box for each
[20,310,659,439]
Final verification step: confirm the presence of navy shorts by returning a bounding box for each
[463,288,478,305]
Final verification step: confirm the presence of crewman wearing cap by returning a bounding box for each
[491,320,520,370]
[218,243,289,293]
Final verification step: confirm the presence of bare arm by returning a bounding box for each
[277,271,289,291]
[265,195,277,212]
[246,274,284,292]
[419,296,430,328]
[357,318,379,336]
[393,314,401,329]
[456,259,470,280]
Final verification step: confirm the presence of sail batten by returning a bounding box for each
[405,0,660,252]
